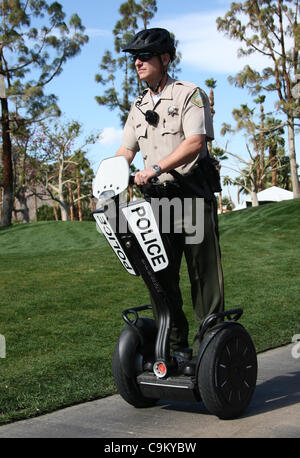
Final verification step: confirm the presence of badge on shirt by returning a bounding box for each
[191,88,205,108]
[168,105,178,116]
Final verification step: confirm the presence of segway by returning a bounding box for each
[92,156,257,420]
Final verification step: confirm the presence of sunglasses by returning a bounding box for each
[131,52,158,62]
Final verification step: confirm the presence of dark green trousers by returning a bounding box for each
[149,197,224,356]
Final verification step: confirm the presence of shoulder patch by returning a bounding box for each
[190,88,205,108]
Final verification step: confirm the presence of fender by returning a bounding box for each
[117,318,157,378]
[195,321,244,378]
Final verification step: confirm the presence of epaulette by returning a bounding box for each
[174,80,198,89]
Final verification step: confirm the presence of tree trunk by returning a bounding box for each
[1,97,13,227]
[209,88,215,118]
[90,196,96,212]
[258,102,265,191]
[68,182,74,221]
[0,186,2,220]
[269,147,278,187]
[53,205,59,221]
[129,184,133,201]
[250,164,259,206]
[76,167,82,221]
[16,187,30,223]
[251,190,259,206]
[255,153,261,192]
[287,117,300,198]
[218,191,223,213]
[58,186,69,221]
[60,203,69,221]
[33,191,38,222]
[57,162,69,221]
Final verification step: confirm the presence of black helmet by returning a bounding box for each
[122,28,176,62]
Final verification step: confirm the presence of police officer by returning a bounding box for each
[115,28,224,357]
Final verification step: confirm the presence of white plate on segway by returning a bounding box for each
[93,156,129,198]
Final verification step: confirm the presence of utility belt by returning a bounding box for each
[142,181,187,199]
[143,156,222,201]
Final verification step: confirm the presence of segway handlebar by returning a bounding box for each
[129,175,158,186]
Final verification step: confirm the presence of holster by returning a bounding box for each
[169,157,222,201]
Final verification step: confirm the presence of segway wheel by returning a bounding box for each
[112,338,157,408]
[198,324,257,419]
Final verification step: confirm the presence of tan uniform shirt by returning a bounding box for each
[122,76,214,183]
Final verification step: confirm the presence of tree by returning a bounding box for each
[95,0,181,127]
[217,0,300,198]
[264,116,286,186]
[211,146,228,212]
[222,147,261,206]
[231,101,269,191]
[232,102,264,196]
[216,194,235,211]
[205,78,217,120]
[138,0,157,28]
[30,120,97,221]
[95,0,140,127]
[254,94,266,190]
[12,125,36,222]
[69,149,94,221]
[220,104,287,205]
[0,0,89,226]
[205,78,217,156]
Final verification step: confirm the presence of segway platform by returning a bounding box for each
[137,373,198,403]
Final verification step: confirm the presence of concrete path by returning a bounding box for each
[0,343,299,438]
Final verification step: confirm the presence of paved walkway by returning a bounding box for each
[0,343,299,438]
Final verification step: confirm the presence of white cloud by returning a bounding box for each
[154,11,272,74]
[99,127,123,145]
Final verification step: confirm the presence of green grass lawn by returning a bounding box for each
[0,199,299,424]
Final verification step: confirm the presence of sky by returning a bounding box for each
[44,0,299,205]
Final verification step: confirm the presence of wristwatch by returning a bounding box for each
[152,164,162,177]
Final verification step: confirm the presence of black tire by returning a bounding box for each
[112,337,157,408]
[198,324,257,419]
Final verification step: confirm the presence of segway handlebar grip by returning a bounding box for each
[122,305,152,327]
[129,175,158,186]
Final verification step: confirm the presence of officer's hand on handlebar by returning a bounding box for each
[134,167,158,186]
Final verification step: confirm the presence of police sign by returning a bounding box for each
[94,212,137,276]
[122,201,168,273]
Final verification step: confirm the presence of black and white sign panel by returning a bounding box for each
[122,201,168,273]
[94,212,137,276]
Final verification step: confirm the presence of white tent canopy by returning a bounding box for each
[234,186,293,210]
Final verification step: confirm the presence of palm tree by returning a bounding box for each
[205,78,217,119]
[205,78,217,156]
[263,117,285,187]
[211,146,228,213]
[254,95,266,191]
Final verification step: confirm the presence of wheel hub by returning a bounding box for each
[216,336,256,406]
